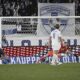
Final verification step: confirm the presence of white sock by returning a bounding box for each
[55,54,59,63]
[51,54,57,64]
[51,56,55,64]
[0,60,2,64]
[52,54,60,64]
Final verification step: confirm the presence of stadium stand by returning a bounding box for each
[0,0,80,16]
[2,46,49,57]
[0,0,37,16]
[2,18,37,34]
[2,46,80,58]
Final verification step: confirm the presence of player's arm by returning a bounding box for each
[59,37,64,46]
[58,31,64,46]
[48,36,52,48]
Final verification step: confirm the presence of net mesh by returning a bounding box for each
[1,16,80,37]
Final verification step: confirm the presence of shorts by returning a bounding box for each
[52,44,61,51]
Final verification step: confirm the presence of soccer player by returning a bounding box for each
[0,48,4,64]
[36,49,53,64]
[49,24,63,65]
[59,41,69,56]
[2,34,8,47]
[0,48,10,64]
[0,40,10,64]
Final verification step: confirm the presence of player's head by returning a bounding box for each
[54,24,60,29]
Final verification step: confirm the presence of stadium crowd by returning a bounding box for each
[0,0,37,16]
[0,0,80,16]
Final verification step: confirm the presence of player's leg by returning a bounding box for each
[54,50,62,65]
[36,54,48,64]
[51,45,58,65]
[54,50,59,63]
[51,49,56,65]
[51,50,62,65]
[51,44,62,65]
[51,50,59,65]
[0,55,2,64]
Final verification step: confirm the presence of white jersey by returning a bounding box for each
[50,29,62,50]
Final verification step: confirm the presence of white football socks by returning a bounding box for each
[0,59,2,64]
[51,54,59,64]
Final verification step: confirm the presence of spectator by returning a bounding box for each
[0,48,4,64]
[0,0,80,16]
[0,48,10,64]
[2,2,14,16]
[18,2,27,16]
[0,6,3,16]
[2,35,8,47]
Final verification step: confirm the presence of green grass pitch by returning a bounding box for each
[0,63,80,80]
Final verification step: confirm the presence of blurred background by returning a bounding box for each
[0,0,80,16]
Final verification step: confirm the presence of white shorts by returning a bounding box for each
[52,44,61,51]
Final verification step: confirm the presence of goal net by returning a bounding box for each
[1,16,80,64]
[1,16,80,40]
[1,16,80,47]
